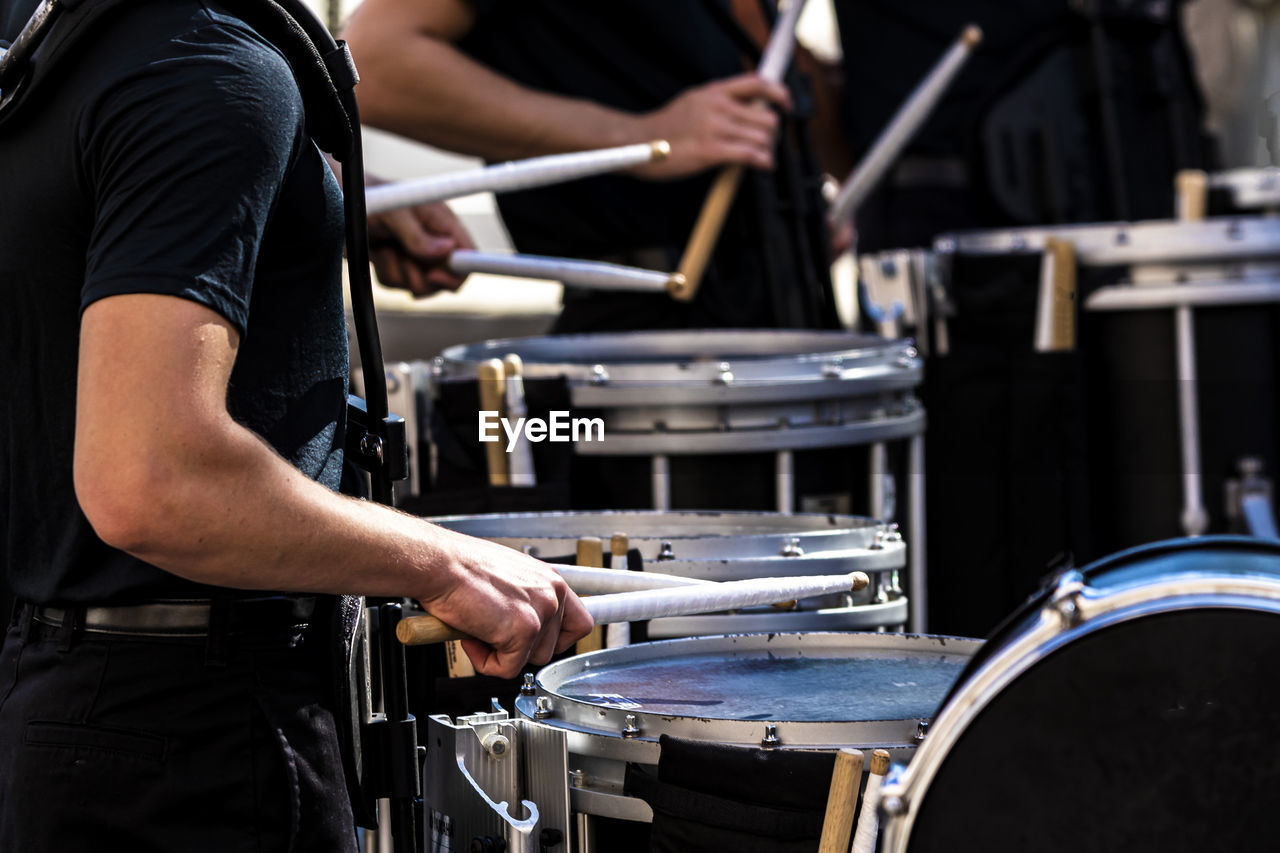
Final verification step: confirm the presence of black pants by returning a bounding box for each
[0,614,357,852]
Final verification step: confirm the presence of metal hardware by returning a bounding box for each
[781,537,804,557]
[913,720,929,744]
[761,723,781,748]
[621,714,641,738]
[656,541,675,561]
[482,732,511,759]
[521,673,537,696]
[534,697,553,720]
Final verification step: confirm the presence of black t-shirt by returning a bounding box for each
[460,0,838,332]
[0,0,348,603]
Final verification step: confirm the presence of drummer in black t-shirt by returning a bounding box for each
[343,0,842,332]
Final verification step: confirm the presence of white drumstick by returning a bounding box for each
[365,140,670,214]
[501,354,537,487]
[585,572,863,625]
[850,749,890,853]
[397,571,868,645]
[447,249,681,293]
[758,0,809,84]
[554,562,708,595]
[829,25,982,226]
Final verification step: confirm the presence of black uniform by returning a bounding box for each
[460,0,840,333]
[0,0,354,847]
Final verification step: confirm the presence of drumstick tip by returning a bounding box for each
[850,572,870,593]
[666,271,691,300]
[870,749,891,775]
[650,140,671,162]
[962,25,983,48]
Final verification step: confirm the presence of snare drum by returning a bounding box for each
[431,329,929,629]
[429,510,910,635]
[420,632,979,853]
[880,536,1280,851]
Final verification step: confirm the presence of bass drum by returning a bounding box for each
[880,536,1280,851]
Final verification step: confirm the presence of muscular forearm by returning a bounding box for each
[75,294,589,675]
[347,17,641,159]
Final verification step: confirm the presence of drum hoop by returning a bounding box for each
[934,217,1280,265]
[517,632,980,754]
[879,575,1280,851]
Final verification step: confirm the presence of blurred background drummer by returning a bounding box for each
[824,0,1225,637]
[342,0,842,333]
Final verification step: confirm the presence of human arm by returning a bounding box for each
[342,0,793,179]
[73,294,590,675]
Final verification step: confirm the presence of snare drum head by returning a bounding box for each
[898,537,1280,852]
[520,632,980,750]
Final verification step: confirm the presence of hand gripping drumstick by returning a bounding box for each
[671,0,809,302]
[447,250,683,294]
[818,748,865,853]
[850,749,891,853]
[396,571,869,646]
[364,140,671,214]
[828,25,983,228]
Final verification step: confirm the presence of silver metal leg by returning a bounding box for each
[908,434,927,632]
[870,442,888,521]
[651,454,670,511]
[776,450,794,514]
[1175,306,1208,535]
[575,812,595,853]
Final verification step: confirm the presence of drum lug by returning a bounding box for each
[590,364,609,385]
[621,714,641,738]
[780,537,805,558]
[761,723,781,749]
[913,720,929,744]
[656,541,675,561]
[715,362,734,385]
[534,697,554,720]
[521,673,537,696]
[1047,570,1087,627]
[821,361,843,379]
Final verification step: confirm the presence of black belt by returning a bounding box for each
[18,596,317,640]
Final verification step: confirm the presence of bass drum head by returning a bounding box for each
[904,537,1280,851]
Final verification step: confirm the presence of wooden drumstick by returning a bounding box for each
[1176,169,1209,223]
[850,749,891,853]
[1033,237,1076,352]
[605,533,631,649]
[477,359,509,487]
[818,748,864,853]
[671,0,809,302]
[575,536,607,654]
[396,572,870,646]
